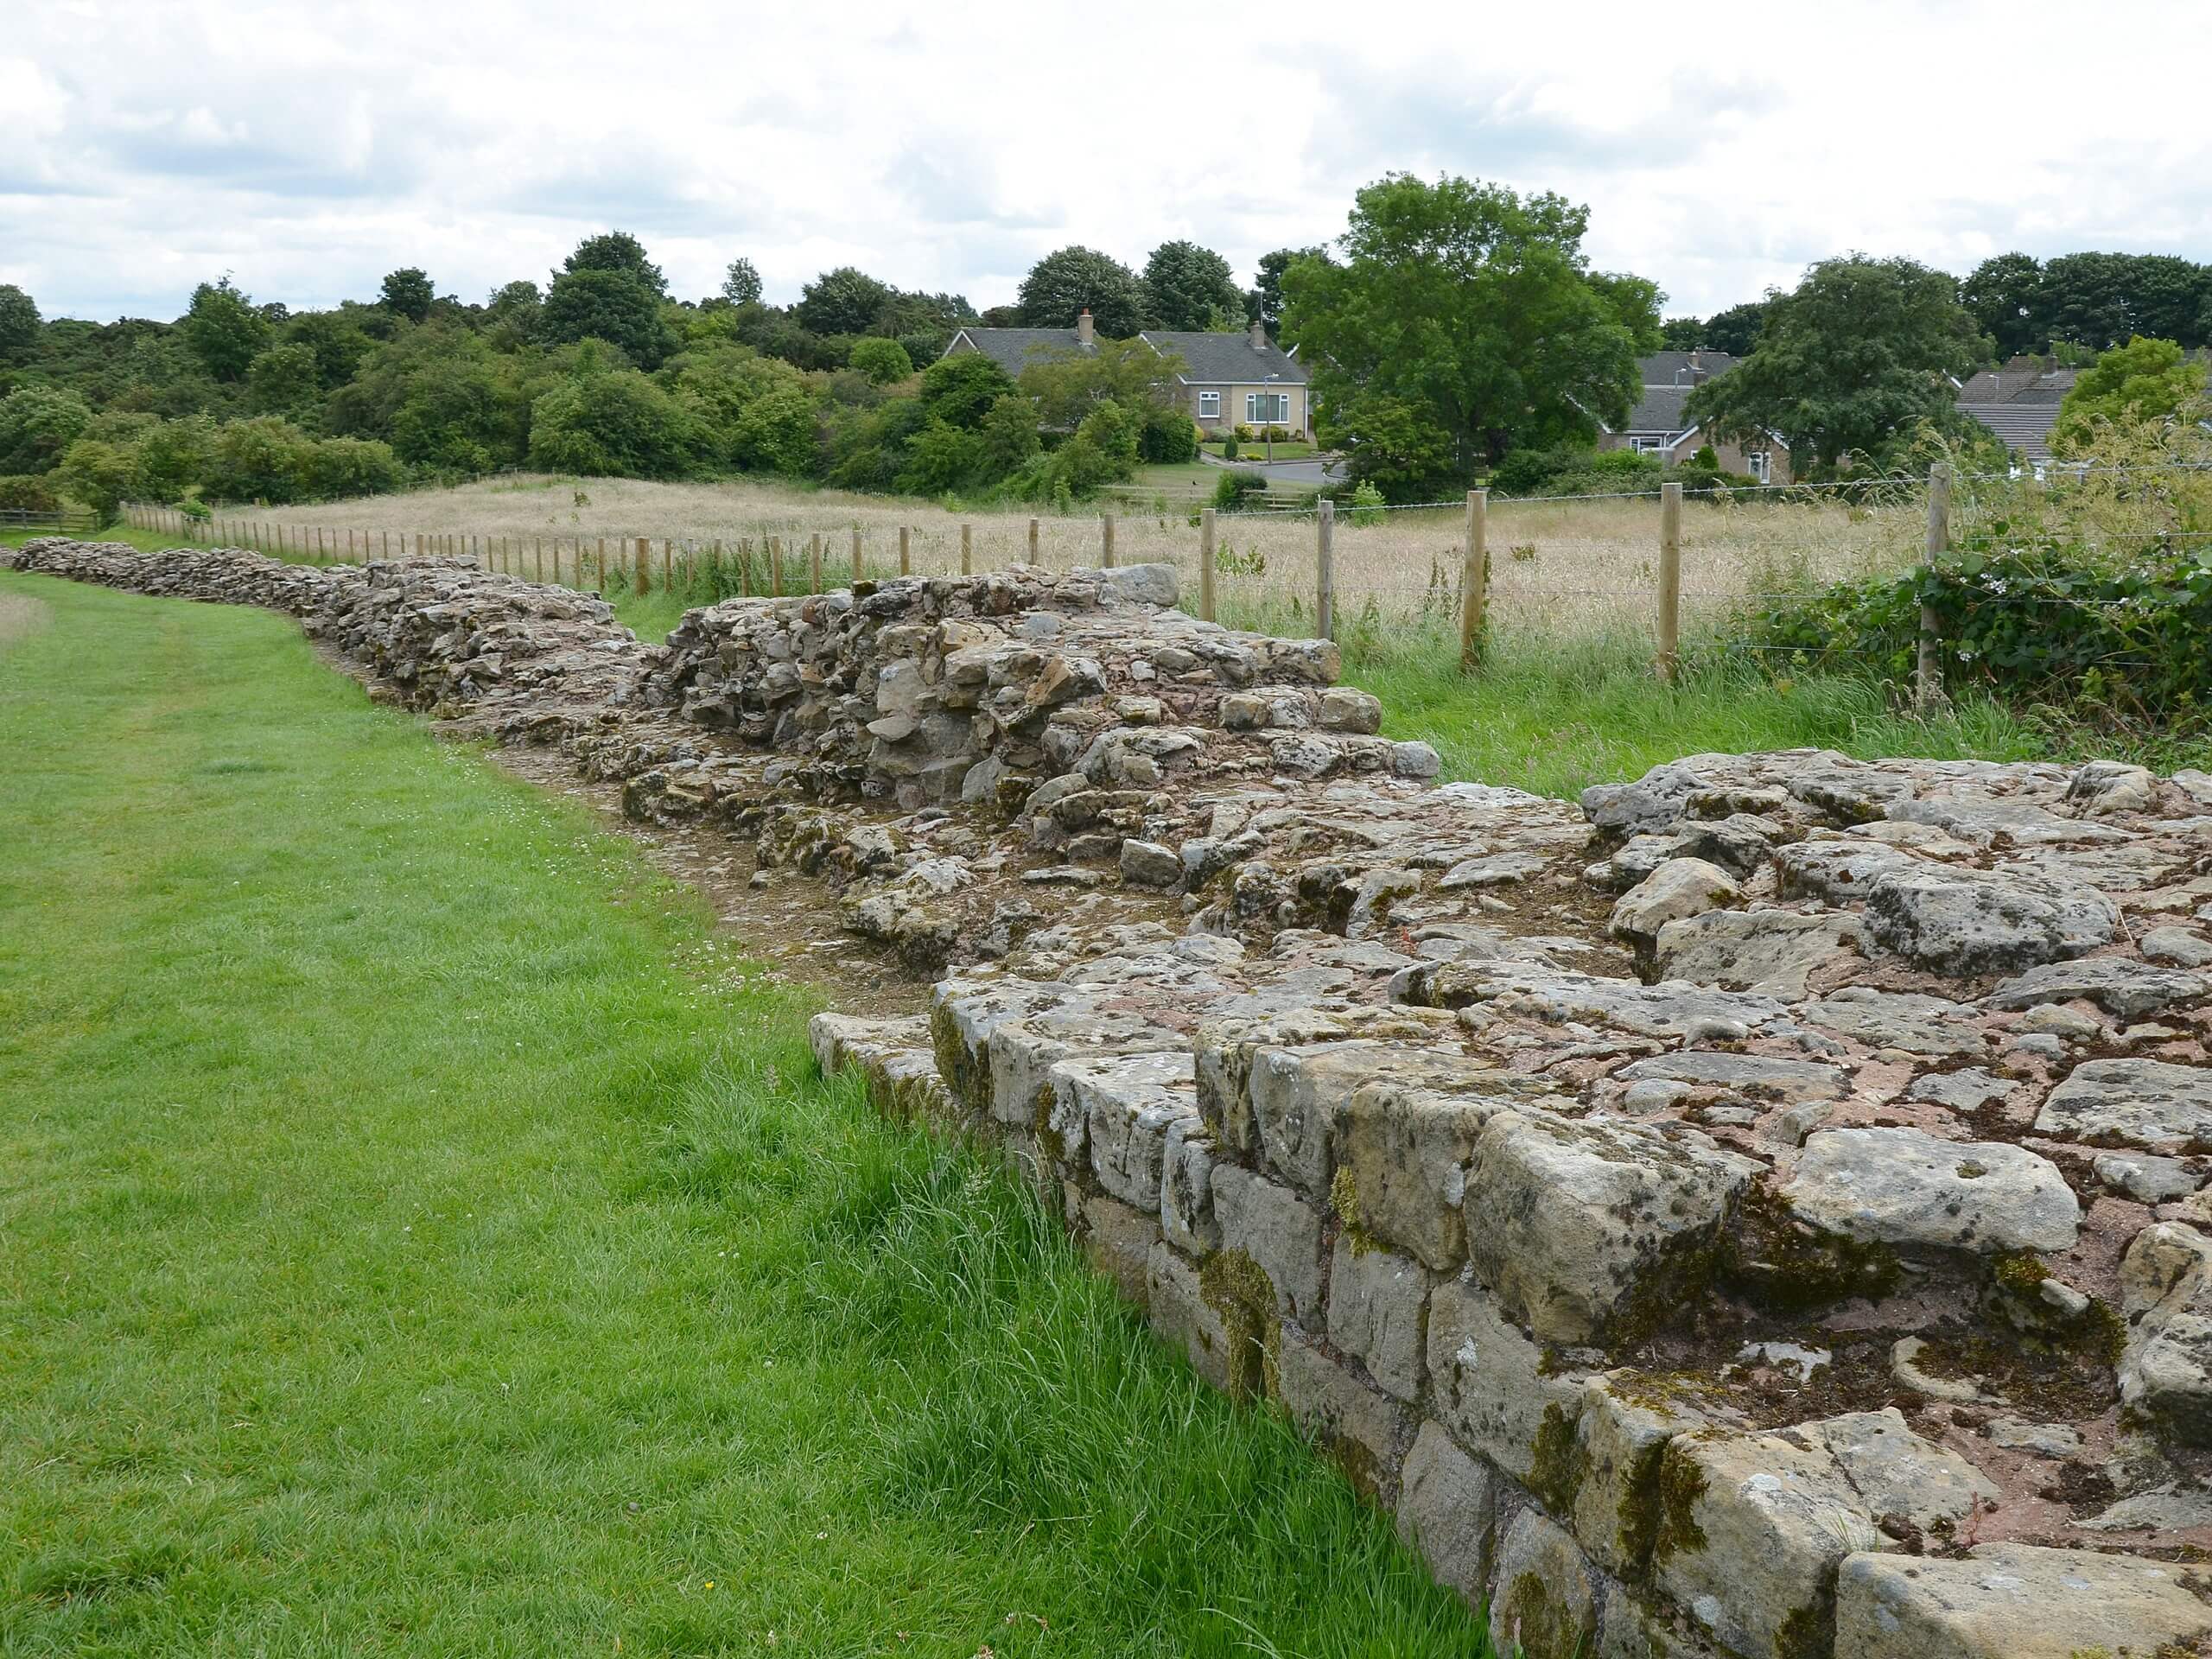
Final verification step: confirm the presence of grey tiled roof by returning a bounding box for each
[944,327,1092,378]
[1138,331,1308,385]
[1619,353,1738,434]
[1958,402,2063,463]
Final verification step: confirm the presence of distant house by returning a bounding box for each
[1955,356,2080,467]
[1135,323,1309,437]
[1595,351,1792,483]
[940,312,1312,437]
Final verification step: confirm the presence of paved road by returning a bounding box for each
[1199,453,1345,486]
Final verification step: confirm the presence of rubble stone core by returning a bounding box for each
[14,536,2212,1659]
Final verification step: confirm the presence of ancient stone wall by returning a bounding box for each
[11,536,2212,1659]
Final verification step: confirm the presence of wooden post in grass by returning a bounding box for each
[1315,497,1336,640]
[1102,512,1116,568]
[1199,507,1217,622]
[960,524,972,575]
[662,539,673,590]
[1028,517,1039,564]
[1459,489,1489,672]
[416,532,424,560]
[1656,480,1682,683]
[1918,463,1951,711]
[806,532,820,592]
[898,525,910,575]
[633,536,650,594]
[769,536,783,596]
[851,524,863,584]
[596,537,606,591]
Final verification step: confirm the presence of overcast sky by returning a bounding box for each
[6,0,2211,327]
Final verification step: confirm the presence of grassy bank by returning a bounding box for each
[0,570,1488,1656]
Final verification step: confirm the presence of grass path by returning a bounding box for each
[0,572,1486,1658]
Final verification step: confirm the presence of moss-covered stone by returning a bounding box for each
[1527,1401,1590,1517]
[1725,1181,1903,1313]
[1649,1439,1709,1565]
[1199,1248,1279,1402]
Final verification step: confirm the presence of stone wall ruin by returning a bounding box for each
[12,535,2212,1658]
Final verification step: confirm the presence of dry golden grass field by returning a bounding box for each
[166,472,1928,643]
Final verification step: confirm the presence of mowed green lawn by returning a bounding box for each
[0,573,1488,1658]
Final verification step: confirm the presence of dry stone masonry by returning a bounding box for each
[14,535,2212,1658]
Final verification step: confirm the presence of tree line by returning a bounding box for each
[2,192,2206,522]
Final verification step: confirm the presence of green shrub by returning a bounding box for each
[848,337,915,385]
[1221,435,1239,461]
[1745,537,2212,715]
[1350,480,1386,525]
[0,474,60,512]
[1137,406,1198,463]
[1212,468,1269,511]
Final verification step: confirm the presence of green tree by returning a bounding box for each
[721,258,763,306]
[1960,252,2044,359]
[1701,300,1770,357]
[181,277,270,383]
[1323,391,1458,502]
[662,343,812,469]
[562,231,666,295]
[206,416,315,503]
[797,266,894,337]
[0,385,94,474]
[1141,240,1243,330]
[1586,271,1666,353]
[728,385,817,476]
[540,267,677,368]
[976,392,1041,477]
[528,367,694,477]
[2050,337,2209,456]
[245,342,325,420]
[1016,246,1144,337]
[894,419,982,495]
[918,353,1014,429]
[848,336,914,385]
[0,283,39,366]
[1283,173,1644,474]
[326,323,531,474]
[284,309,376,388]
[378,267,435,323]
[54,438,138,524]
[1018,338,1180,430]
[135,414,215,500]
[1245,247,1322,340]
[300,435,404,498]
[1685,256,1988,472]
[1658,316,1707,350]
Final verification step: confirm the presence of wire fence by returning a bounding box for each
[117,455,2212,685]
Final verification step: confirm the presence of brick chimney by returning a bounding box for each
[1688,349,1707,385]
[1076,308,1094,346]
[1250,317,1268,349]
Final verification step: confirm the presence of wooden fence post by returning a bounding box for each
[806,533,821,592]
[1315,498,1336,640]
[416,533,424,560]
[634,536,650,594]
[1918,463,1951,710]
[596,537,606,591]
[851,524,863,584]
[1102,513,1116,568]
[1656,480,1682,682]
[1028,517,1039,564]
[1199,507,1217,622]
[1459,488,1490,672]
[769,536,783,596]
[899,525,911,575]
[960,524,972,575]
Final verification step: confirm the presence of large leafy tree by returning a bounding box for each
[1701,300,1770,357]
[721,257,763,306]
[1282,173,1646,475]
[0,385,94,474]
[540,267,677,368]
[378,268,435,323]
[1959,252,2044,359]
[528,364,694,477]
[2050,337,2208,456]
[1141,240,1242,330]
[181,277,270,382]
[796,266,895,337]
[1685,255,1988,472]
[1017,338,1181,430]
[1246,247,1322,339]
[1015,246,1144,337]
[0,283,39,366]
[562,231,666,295]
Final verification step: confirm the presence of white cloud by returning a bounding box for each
[3,0,2209,322]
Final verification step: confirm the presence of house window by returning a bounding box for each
[1630,437,1663,454]
[1745,450,1771,482]
[1246,391,1291,425]
[1198,391,1222,419]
